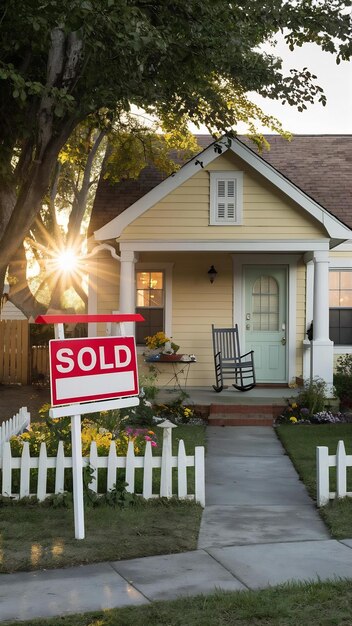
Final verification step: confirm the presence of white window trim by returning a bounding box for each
[210,171,243,226]
[328,262,352,353]
[135,262,173,351]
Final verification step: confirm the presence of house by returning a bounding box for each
[1,285,27,321]
[86,135,352,393]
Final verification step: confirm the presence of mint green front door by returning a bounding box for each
[244,266,287,383]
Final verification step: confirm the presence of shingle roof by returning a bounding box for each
[89,135,352,236]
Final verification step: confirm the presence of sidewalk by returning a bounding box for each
[1,427,352,623]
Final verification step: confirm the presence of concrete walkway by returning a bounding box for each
[2,427,352,623]
[197,427,329,547]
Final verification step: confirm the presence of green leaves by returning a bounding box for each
[1,0,352,303]
[1,0,351,148]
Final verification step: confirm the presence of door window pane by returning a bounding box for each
[252,276,279,331]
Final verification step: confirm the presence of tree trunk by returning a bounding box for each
[0,26,83,299]
[0,119,77,298]
[0,183,16,236]
[7,243,46,318]
[67,129,106,247]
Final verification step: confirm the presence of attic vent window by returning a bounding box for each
[210,171,243,225]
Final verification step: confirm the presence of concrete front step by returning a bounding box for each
[208,415,274,426]
[208,403,285,426]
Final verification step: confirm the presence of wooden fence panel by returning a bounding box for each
[30,345,50,383]
[0,320,29,384]
[20,320,28,381]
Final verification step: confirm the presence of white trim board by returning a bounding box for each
[94,136,352,242]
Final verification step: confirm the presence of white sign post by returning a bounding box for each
[71,413,85,539]
[35,314,143,540]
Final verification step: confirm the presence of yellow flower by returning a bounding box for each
[145,331,170,349]
[291,402,297,409]
[290,416,298,423]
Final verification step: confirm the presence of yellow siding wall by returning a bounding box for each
[121,151,325,241]
[136,252,307,387]
[91,253,308,387]
[137,252,233,386]
[330,251,352,261]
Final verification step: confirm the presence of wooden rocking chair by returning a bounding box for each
[212,324,256,392]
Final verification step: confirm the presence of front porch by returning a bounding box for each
[156,385,301,426]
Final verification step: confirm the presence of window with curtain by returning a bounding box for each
[135,271,164,344]
[329,270,352,345]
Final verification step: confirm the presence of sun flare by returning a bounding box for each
[56,249,77,272]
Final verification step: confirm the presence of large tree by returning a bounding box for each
[1,0,351,301]
[9,114,199,316]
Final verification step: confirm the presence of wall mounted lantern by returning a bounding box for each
[207,265,218,284]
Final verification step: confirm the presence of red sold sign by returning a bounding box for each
[49,336,139,406]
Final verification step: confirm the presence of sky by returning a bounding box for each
[140,34,352,135]
[248,35,352,134]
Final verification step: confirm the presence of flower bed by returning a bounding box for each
[276,400,344,425]
[275,378,344,425]
[9,408,158,458]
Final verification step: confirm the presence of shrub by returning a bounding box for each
[139,370,158,401]
[276,378,339,425]
[122,393,155,427]
[334,354,352,409]
[296,378,327,415]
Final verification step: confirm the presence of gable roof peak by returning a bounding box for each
[92,134,352,241]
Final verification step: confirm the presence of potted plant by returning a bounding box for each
[144,332,180,361]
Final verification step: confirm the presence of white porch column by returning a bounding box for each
[312,250,333,392]
[119,249,138,335]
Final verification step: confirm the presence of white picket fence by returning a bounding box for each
[0,429,205,506]
[316,440,352,506]
[0,406,30,466]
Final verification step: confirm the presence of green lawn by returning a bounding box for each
[3,579,352,626]
[0,499,202,574]
[276,423,352,538]
[0,425,205,574]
